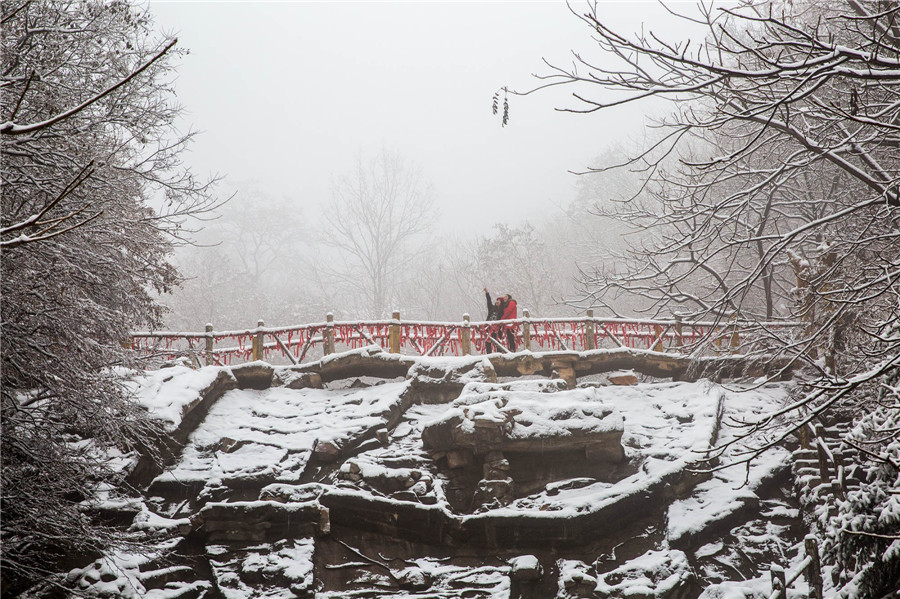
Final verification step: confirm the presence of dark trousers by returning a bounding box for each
[506,329,516,352]
[485,329,516,353]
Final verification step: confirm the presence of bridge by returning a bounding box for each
[131,310,802,380]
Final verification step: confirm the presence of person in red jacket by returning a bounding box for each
[483,288,504,353]
[500,294,517,351]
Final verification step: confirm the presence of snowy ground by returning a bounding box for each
[66,360,812,598]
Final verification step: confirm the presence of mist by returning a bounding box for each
[151,1,679,330]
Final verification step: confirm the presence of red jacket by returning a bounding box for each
[501,298,517,320]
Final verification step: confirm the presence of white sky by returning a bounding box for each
[149,1,684,233]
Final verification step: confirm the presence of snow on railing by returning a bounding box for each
[768,536,823,599]
[130,309,804,367]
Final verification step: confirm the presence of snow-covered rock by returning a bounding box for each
[421,383,625,458]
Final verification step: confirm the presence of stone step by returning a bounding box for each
[792,466,819,478]
[792,449,818,461]
[154,582,211,599]
[844,464,865,479]
[793,446,861,469]
[139,566,197,590]
[810,480,852,499]
[836,450,862,463]
[796,476,822,491]
[822,423,852,434]
[791,419,868,530]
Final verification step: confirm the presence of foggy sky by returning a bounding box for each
[150,1,680,233]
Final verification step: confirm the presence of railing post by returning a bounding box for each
[770,566,787,599]
[390,310,401,354]
[462,313,472,355]
[800,423,811,449]
[804,535,823,599]
[674,314,683,350]
[815,424,831,482]
[205,323,214,366]
[585,309,596,350]
[251,319,265,361]
[833,450,846,498]
[325,313,335,355]
[523,309,531,352]
[653,324,664,352]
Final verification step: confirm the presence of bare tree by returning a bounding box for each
[506,1,900,593]
[472,223,569,316]
[1,0,220,592]
[511,0,900,384]
[322,149,437,318]
[165,184,317,329]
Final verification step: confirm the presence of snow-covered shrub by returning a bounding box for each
[823,400,900,597]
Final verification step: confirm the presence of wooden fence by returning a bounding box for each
[131,310,802,367]
[768,535,824,599]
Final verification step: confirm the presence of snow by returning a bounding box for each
[509,554,539,570]
[407,354,496,385]
[698,576,772,599]
[67,537,191,599]
[478,380,724,518]
[403,561,510,598]
[139,369,739,528]
[209,538,315,599]
[428,384,622,440]
[241,541,314,584]
[592,549,693,597]
[558,559,596,593]
[666,384,794,545]
[109,359,813,597]
[696,541,724,559]
[129,505,191,534]
[411,354,495,371]
[125,365,230,430]
[885,539,900,561]
[155,381,410,486]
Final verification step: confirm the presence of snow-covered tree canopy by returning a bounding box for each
[507,1,900,594]
[536,0,900,329]
[516,0,900,390]
[1,0,219,592]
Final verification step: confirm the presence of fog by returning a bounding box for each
[150,1,683,329]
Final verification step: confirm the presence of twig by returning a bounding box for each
[334,538,398,582]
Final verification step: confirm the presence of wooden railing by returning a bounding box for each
[799,422,851,501]
[130,310,802,367]
[769,535,824,599]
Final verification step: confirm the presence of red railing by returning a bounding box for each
[131,312,802,367]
